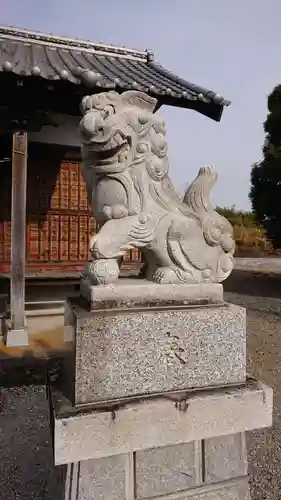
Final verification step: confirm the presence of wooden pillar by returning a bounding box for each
[5,131,29,346]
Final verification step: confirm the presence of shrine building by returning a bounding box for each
[0,25,230,344]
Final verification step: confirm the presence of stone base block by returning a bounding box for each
[50,380,271,499]
[49,379,272,465]
[5,327,29,346]
[65,462,250,500]
[80,278,224,310]
[63,288,246,406]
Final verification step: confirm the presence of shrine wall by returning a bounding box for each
[0,118,141,272]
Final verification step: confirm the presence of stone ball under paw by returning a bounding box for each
[88,259,120,285]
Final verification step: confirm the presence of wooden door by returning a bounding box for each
[0,144,141,272]
[26,158,96,270]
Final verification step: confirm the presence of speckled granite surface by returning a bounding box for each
[0,292,280,500]
[70,301,246,405]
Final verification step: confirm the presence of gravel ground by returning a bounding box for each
[226,293,281,500]
[0,293,280,500]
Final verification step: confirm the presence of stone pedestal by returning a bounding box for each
[49,280,273,499]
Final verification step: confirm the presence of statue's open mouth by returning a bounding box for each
[85,132,130,165]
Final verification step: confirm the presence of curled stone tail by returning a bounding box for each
[183,166,218,216]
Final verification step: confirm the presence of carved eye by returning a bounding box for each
[102,105,115,119]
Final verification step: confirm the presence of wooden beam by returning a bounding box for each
[5,131,28,346]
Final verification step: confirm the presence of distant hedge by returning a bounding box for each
[216,206,256,228]
[216,206,273,254]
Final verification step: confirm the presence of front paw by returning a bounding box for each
[103,204,129,220]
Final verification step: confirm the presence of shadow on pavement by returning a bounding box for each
[0,355,64,388]
[224,270,281,299]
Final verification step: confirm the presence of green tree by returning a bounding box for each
[250,84,281,247]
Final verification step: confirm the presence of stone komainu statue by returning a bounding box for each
[79,90,235,285]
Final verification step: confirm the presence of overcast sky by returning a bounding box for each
[2,0,281,210]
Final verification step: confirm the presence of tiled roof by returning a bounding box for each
[0,26,230,120]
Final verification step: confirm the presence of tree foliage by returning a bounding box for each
[249,84,281,247]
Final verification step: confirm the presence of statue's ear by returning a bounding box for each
[121,91,157,113]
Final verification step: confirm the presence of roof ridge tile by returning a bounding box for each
[0,25,148,61]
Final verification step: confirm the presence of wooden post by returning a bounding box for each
[5,131,28,346]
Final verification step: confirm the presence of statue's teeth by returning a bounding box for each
[110,137,119,148]
[114,133,124,146]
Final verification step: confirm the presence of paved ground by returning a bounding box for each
[234,257,281,274]
[0,292,281,499]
